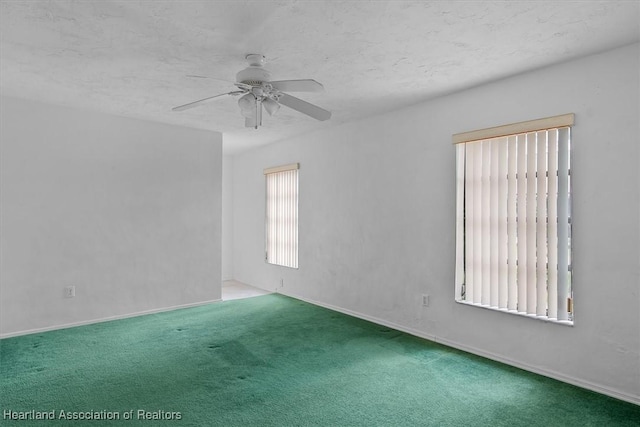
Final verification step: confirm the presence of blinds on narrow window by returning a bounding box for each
[264,163,299,269]
[454,114,573,324]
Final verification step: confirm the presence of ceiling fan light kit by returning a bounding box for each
[238,93,256,117]
[263,97,280,116]
[173,54,331,129]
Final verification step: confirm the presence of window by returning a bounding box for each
[453,114,574,324]
[264,163,299,269]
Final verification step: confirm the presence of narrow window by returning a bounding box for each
[453,114,574,324]
[264,163,299,269]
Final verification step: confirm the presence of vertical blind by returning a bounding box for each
[453,114,573,324]
[264,163,299,269]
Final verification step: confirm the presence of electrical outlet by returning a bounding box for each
[421,294,429,307]
[64,286,75,298]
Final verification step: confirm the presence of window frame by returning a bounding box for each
[453,114,574,325]
[264,163,299,269]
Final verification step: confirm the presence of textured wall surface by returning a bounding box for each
[231,44,640,403]
[222,155,234,281]
[0,97,223,336]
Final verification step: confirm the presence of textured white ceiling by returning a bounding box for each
[1,1,638,154]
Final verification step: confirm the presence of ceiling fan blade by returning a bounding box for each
[186,74,219,79]
[186,75,252,91]
[277,93,331,121]
[235,82,253,90]
[172,91,245,112]
[270,79,324,92]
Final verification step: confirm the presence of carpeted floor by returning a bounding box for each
[1,294,638,426]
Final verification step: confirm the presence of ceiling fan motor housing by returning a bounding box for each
[236,67,271,86]
[236,54,271,86]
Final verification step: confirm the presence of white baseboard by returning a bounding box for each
[433,336,640,405]
[0,298,222,339]
[277,289,640,406]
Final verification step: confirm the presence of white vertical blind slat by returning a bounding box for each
[294,170,299,268]
[455,145,466,300]
[465,143,476,303]
[497,137,508,309]
[557,128,570,320]
[265,176,268,262]
[481,141,491,306]
[283,171,287,266]
[516,134,528,313]
[490,138,500,307]
[266,174,272,263]
[536,131,548,317]
[547,130,559,319]
[277,174,281,265]
[506,136,518,311]
[282,173,287,266]
[473,142,483,304]
[526,132,538,315]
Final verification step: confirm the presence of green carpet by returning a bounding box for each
[1,294,638,426]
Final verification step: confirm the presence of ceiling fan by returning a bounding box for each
[172,54,331,129]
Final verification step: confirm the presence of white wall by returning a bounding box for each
[0,97,223,336]
[231,44,640,403]
[222,154,234,280]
